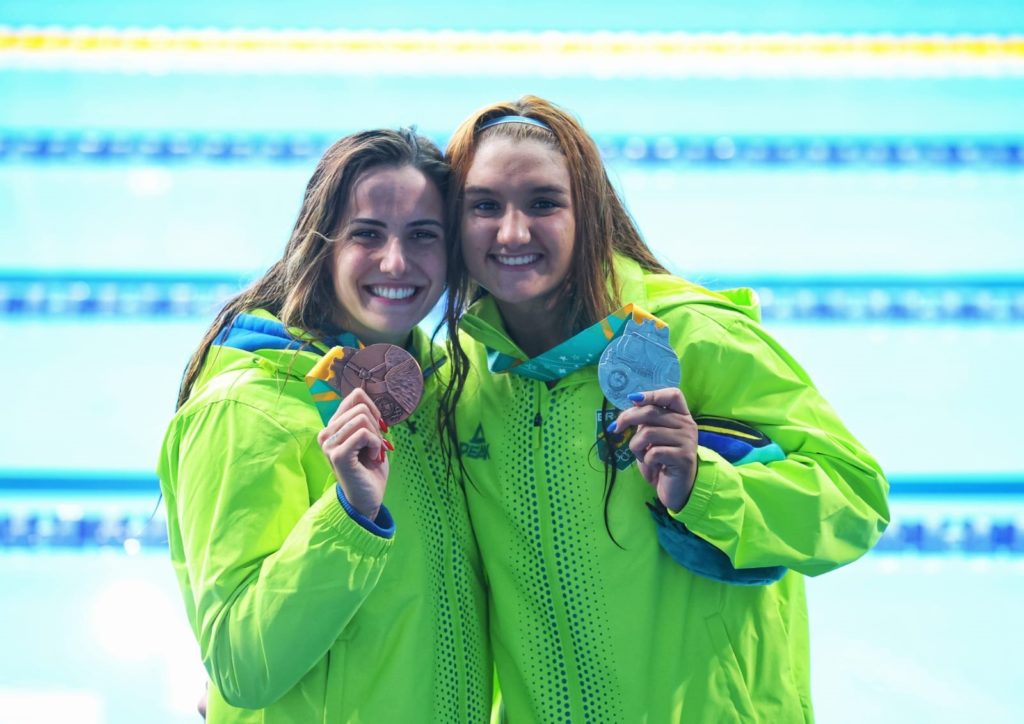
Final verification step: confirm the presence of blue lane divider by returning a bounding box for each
[4,472,1022,495]
[0,512,168,549]
[2,273,1022,323]
[1,133,1022,168]
[873,518,1024,555]
[0,510,1021,554]
[2,474,1023,551]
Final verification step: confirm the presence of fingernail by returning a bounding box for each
[378,418,389,433]
[627,392,644,402]
[379,449,387,463]
[382,439,395,452]
[606,421,618,433]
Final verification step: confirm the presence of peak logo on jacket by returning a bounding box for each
[461,424,490,460]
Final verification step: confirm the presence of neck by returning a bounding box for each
[496,297,570,359]
[361,330,413,349]
[330,316,413,350]
[327,323,407,350]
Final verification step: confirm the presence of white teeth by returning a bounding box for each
[494,254,539,267]
[369,286,416,300]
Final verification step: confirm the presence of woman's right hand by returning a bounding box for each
[317,388,393,520]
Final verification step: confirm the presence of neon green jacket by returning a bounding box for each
[158,311,492,723]
[456,257,889,723]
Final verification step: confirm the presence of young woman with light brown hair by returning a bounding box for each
[440,96,889,722]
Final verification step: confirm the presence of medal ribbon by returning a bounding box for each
[304,333,444,424]
[305,346,360,424]
[486,303,669,382]
[304,329,361,425]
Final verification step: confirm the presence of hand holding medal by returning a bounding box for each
[310,344,424,519]
[599,316,698,511]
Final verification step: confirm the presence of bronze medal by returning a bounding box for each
[332,343,424,424]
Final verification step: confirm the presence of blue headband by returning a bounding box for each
[477,115,552,132]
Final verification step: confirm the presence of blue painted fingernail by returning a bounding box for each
[627,392,644,402]
[606,421,618,433]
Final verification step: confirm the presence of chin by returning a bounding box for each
[499,284,550,306]
[382,314,421,335]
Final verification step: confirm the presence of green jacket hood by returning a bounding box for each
[191,309,333,394]
[614,255,762,324]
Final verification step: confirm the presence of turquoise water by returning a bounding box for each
[4,75,1024,137]
[3,0,1022,33]
[1,495,1020,724]
[3,164,1023,275]
[2,317,1022,476]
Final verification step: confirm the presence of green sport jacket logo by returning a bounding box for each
[461,424,490,460]
[596,409,636,471]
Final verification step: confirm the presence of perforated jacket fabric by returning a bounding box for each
[456,257,889,723]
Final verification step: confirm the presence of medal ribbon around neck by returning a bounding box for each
[306,344,362,424]
[487,303,674,385]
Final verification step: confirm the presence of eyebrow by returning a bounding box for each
[464,184,569,196]
[349,217,443,228]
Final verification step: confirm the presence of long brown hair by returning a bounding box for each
[438,96,669,524]
[176,128,449,409]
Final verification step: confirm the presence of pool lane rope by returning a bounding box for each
[2,27,1023,77]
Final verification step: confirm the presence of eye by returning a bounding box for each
[532,199,558,210]
[470,199,499,213]
[411,229,441,243]
[350,228,381,244]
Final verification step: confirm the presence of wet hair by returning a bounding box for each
[437,96,669,536]
[176,128,449,409]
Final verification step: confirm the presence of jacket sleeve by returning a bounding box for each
[170,398,393,708]
[670,308,890,577]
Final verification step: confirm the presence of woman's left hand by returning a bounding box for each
[611,387,698,512]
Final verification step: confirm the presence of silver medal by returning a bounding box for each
[598,318,681,410]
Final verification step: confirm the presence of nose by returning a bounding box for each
[496,208,530,247]
[379,236,407,277]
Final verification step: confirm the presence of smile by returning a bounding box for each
[492,253,540,267]
[367,285,418,300]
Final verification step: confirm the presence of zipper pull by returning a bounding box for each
[533,413,543,427]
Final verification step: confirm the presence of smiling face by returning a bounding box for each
[330,164,446,346]
[460,137,576,317]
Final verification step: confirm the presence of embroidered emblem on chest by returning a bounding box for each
[595,409,636,471]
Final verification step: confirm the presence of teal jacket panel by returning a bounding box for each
[158,311,492,723]
[455,257,889,723]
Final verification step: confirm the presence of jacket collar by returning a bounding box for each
[459,255,652,375]
[458,254,760,382]
[214,310,443,381]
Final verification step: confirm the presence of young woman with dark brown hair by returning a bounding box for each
[160,129,492,723]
